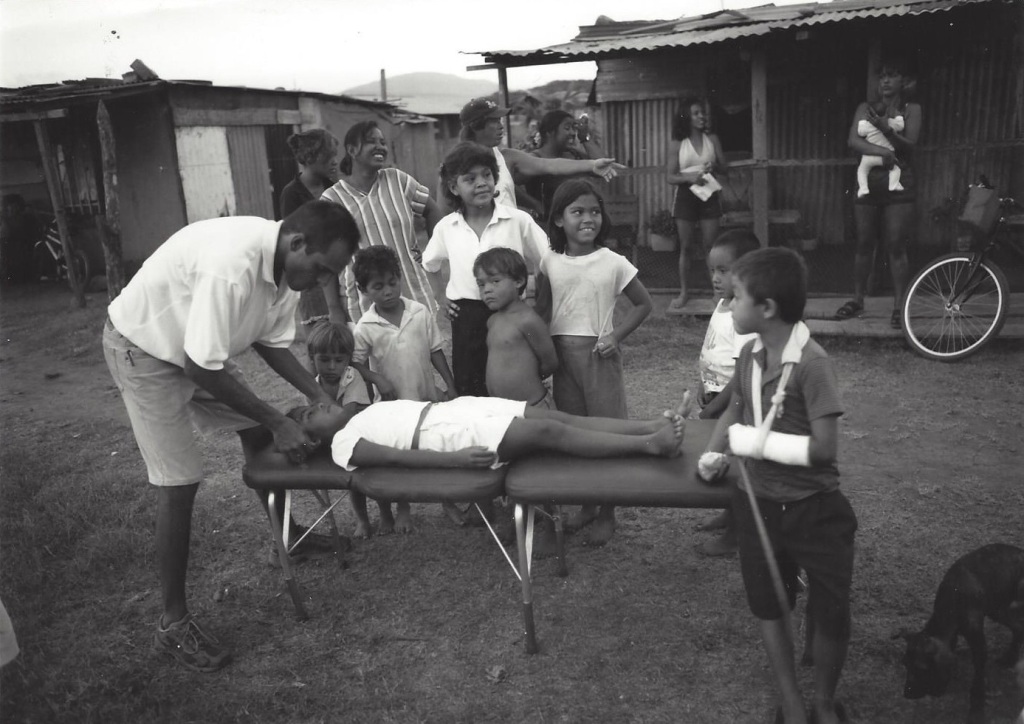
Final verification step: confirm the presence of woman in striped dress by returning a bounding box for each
[321,121,444,323]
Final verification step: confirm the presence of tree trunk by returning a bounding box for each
[96,100,125,299]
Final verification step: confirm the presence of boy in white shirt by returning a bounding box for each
[350,246,458,533]
[695,229,761,556]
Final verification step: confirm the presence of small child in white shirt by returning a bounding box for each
[856,101,905,198]
[349,246,457,534]
[695,229,760,556]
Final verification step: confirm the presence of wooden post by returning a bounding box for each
[750,49,770,247]
[96,100,125,299]
[498,66,511,144]
[33,119,86,307]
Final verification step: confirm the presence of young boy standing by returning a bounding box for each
[701,248,856,724]
[350,246,457,533]
[474,248,557,407]
[693,229,760,557]
[474,246,560,551]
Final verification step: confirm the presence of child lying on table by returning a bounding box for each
[287,395,691,470]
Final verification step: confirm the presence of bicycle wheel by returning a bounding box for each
[901,253,1009,361]
[64,249,91,290]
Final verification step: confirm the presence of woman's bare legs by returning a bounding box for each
[882,202,913,310]
[699,217,720,256]
[849,204,879,309]
[671,219,696,308]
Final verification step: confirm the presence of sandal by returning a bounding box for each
[890,309,901,329]
[833,300,863,320]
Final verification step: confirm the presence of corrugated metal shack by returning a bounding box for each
[0,66,439,272]
[475,0,1024,293]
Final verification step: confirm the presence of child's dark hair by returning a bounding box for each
[440,142,499,212]
[712,228,761,263]
[306,320,355,358]
[671,96,708,140]
[339,120,381,175]
[287,128,339,166]
[546,179,609,254]
[473,248,529,295]
[352,245,401,290]
[538,110,574,145]
[730,247,807,323]
[281,200,360,254]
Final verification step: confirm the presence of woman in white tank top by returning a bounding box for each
[665,96,727,312]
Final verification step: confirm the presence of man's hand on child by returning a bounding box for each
[273,416,317,465]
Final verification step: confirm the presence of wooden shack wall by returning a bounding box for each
[594,2,1022,293]
[105,93,186,264]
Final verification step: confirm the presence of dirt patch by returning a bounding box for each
[1,283,1022,723]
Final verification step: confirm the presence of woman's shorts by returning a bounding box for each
[732,486,857,638]
[673,186,722,222]
[855,165,916,206]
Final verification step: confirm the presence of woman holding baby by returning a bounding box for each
[835,59,922,328]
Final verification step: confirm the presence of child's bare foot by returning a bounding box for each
[584,511,616,547]
[378,506,396,535]
[699,529,737,557]
[695,510,730,532]
[441,501,466,526]
[353,519,373,539]
[646,423,683,457]
[565,505,598,533]
[394,503,413,534]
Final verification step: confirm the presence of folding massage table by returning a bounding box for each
[242,419,736,653]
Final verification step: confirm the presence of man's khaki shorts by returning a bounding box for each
[103,320,258,486]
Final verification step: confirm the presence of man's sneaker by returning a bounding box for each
[153,614,232,672]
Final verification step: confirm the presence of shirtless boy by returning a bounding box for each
[474,247,557,406]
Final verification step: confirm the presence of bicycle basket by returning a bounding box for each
[958,183,1000,236]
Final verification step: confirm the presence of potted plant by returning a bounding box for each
[645,210,678,252]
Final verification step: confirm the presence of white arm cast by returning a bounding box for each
[728,424,811,467]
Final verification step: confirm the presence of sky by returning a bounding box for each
[0,0,807,93]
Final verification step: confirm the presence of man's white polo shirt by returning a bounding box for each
[108,216,298,370]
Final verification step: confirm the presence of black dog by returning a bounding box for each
[897,543,1024,723]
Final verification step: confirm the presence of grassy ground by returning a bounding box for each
[1,283,1022,724]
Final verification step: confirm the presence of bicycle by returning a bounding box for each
[34,216,90,290]
[900,179,1022,361]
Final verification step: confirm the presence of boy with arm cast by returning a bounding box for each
[700,248,855,724]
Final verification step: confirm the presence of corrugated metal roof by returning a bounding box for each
[474,0,999,64]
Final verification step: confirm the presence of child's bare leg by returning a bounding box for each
[498,416,682,460]
[350,491,373,539]
[760,618,808,724]
[393,501,413,534]
[696,506,733,532]
[441,501,466,526]
[567,504,599,532]
[523,397,689,437]
[377,500,396,535]
[585,504,616,547]
[532,507,560,559]
[810,627,849,724]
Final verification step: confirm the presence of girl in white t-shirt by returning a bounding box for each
[694,229,761,556]
[535,180,653,546]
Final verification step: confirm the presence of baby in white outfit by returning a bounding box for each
[856,103,905,197]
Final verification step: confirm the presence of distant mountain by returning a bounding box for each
[342,72,497,115]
